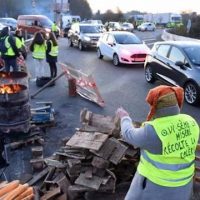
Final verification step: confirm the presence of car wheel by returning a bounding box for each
[145,65,155,83]
[78,41,84,51]
[113,54,120,66]
[184,82,200,105]
[97,48,103,59]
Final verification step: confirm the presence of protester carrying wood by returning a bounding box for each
[116,85,200,200]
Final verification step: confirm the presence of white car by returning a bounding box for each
[121,22,134,32]
[97,31,150,66]
[137,22,156,31]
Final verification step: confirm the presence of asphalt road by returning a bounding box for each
[49,29,199,124]
[5,29,200,199]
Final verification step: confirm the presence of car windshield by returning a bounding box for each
[40,18,53,28]
[114,34,142,44]
[80,25,100,33]
[122,24,129,27]
[184,46,200,65]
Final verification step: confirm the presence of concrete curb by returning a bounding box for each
[161,29,200,42]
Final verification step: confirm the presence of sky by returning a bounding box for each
[87,0,200,14]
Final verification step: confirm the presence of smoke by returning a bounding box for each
[16,0,54,21]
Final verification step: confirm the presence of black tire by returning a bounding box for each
[145,65,155,83]
[184,82,200,105]
[113,54,120,66]
[97,48,103,59]
[78,41,84,51]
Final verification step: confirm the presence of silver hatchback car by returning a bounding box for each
[137,22,156,31]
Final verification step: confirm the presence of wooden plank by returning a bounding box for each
[56,173,71,197]
[45,158,67,169]
[28,167,49,186]
[109,139,128,165]
[92,156,109,169]
[91,138,128,164]
[91,138,117,160]
[44,167,56,184]
[41,187,61,200]
[75,173,103,190]
[56,151,86,160]
[66,131,108,151]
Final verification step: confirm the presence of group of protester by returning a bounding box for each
[29,30,58,80]
[0,26,26,72]
[0,26,59,82]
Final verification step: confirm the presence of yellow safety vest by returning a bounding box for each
[51,23,58,32]
[138,114,199,187]
[49,41,58,57]
[32,43,46,59]
[4,36,21,56]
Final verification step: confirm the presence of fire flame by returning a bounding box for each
[0,84,22,94]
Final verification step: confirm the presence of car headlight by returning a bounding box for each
[83,36,91,42]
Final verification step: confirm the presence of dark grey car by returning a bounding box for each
[68,23,101,51]
[144,41,200,105]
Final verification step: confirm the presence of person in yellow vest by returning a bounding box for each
[116,85,199,200]
[14,29,27,60]
[51,21,59,39]
[46,32,58,78]
[29,31,46,81]
[0,26,21,72]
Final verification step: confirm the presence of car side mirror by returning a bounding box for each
[108,42,115,46]
[175,61,186,69]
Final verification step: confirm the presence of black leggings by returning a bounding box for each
[48,61,57,78]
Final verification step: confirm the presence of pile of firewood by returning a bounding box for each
[25,108,140,200]
[0,180,34,200]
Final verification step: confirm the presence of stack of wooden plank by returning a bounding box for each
[26,108,140,200]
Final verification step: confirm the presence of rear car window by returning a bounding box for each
[156,44,170,57]
[168,46,185,63]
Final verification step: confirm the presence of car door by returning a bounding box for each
[105,34,116,59]
[100,33,114,59]
[167,46,189,86]
[153,44,172,82]
[99,33,108,55]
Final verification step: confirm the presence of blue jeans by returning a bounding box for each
[4,58,19,72]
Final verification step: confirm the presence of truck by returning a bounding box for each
[129,14,144,27]
[143,13,182,28]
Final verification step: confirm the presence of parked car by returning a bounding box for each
[105,22,121,31]
[144,41,200,105]
[0,18,17,31]
[137,22,156,31]
[97,31,150,66]
[68,23,102,51]
[17,15,60,39]
[121,22,134,32]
